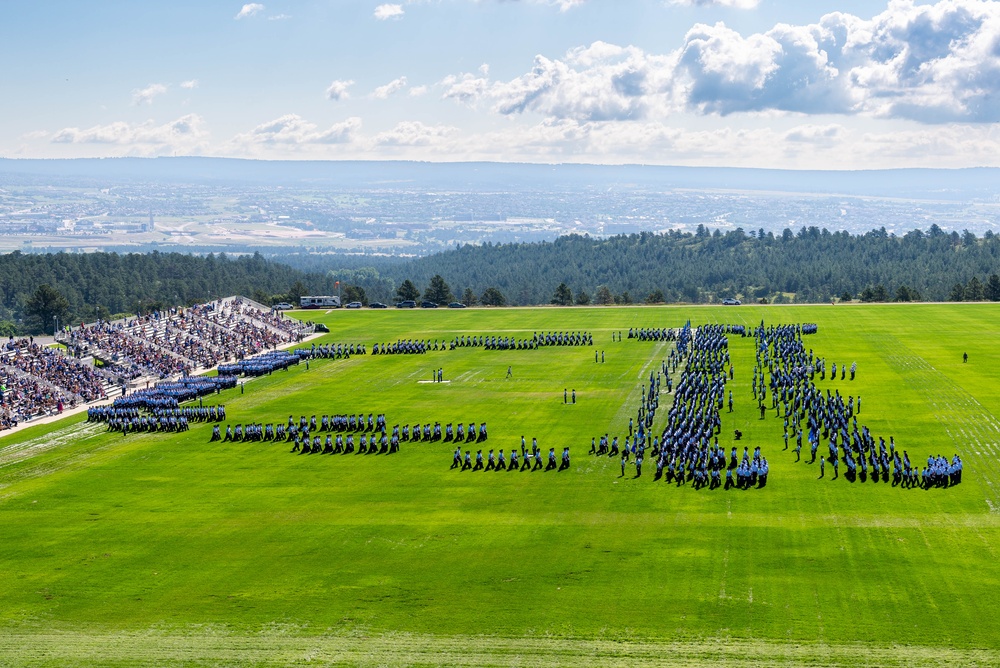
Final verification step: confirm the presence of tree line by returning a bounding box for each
[6,224,1000,334]
[364,225,1000,307]
[0,251,336,335]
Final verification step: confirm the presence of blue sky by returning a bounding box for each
[3,0,1000,168]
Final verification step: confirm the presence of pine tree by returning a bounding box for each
[594,285,614,305]
[986,274,1000,301]
[396,279,420,302]
[423,275,454,304]
[551,283,573,306]
[25,284,70,334]
[966,276,985,301]
[480,287,507,307]
[895,285,918,302]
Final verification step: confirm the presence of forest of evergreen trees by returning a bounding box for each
[375,225,1000,307]
[0,251,334,335]
[4,224,1000,334]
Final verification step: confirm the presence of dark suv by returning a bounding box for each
[395,300,416,308]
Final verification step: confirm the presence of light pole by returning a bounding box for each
[54,315,59,338]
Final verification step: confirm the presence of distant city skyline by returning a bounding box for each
[4,0,1000,169]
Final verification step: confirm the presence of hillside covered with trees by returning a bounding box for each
[375,225,1000,307]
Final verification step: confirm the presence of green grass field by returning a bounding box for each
[2,304,1000,666]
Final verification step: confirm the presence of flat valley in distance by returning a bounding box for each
[2,159,1000,257]
[1,303,999,666]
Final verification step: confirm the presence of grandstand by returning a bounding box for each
[0,297,309,432]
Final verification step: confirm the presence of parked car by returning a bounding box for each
[313,323,329,333]
[722,298,741,305]
[447,302,467,308]
[420,300,439,309]
[274,302,293,310]
[395,300,416,308]
[345,301,362,309]
[369,302,388,309]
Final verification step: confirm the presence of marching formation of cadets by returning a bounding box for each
[88,404,227,433]
[667,323,764,488]
[449,331,593,351]
[216,350,302,377]
[629,327,680,342]
[212,412,397,454]
[86,374,235,434]
[629,325,747,343]
[536,331,592,347]
[372,340,445,355]
[212,411,488,457]
[294,342,366,359]
[88,403,225,423]
[591,322,769,489]
[116,376,236,407]
[752,322,961,489]
[452,435,569,472]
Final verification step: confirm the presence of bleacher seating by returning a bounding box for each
[0,296,308,432]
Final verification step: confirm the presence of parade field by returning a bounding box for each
[2,304,1000,666]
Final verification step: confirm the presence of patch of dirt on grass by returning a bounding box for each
[0,630,996,667]
[0,422,104,470]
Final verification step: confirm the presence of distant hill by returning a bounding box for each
[1,157,998,200]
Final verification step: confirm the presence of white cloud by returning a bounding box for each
[235,3,264,19]
[325,79,355,101]
[180,80,199,90]
[409,85,429,97]
[673,21,849,116]
[37,110,1000,168]
[372,121,457,146]
[668,0,760,8]
[673,0,1000,122]
[441,72,492,105]
[374,3,404,20]
[380,117,1000,169]
[131,83,168,106]
[50,115,207,155]
[442,43,673,121]
[231,114,362,146]
[438,0,1000,124]
[372,76,408,99]
[548,0,586,10]
[783,123,846,149]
